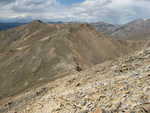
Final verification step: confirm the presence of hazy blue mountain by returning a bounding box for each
[0,23,25,31]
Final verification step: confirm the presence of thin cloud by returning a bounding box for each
[0,0,150,24]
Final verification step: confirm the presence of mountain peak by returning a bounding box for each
[128,19,145,25]
[31,20,44,24]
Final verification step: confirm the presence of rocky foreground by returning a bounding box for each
[0,46,150,113]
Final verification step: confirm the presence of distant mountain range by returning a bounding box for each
[1,19,150,41]
[90,22,120,35]
[0,21,64,31]
[0,23,25,31]
[90,19,150,40]
[111,19,150,40]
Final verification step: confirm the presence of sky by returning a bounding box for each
[57,0,85,5]
[0,0,150,24]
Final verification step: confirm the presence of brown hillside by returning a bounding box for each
[0,21,145,99]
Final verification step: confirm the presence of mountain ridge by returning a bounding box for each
[111,19,150,40]
[0,21,145,100]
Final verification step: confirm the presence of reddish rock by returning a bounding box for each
[93,108,106,113]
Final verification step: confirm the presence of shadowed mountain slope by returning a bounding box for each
[0,21,145,99]
[0,23,25,31]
